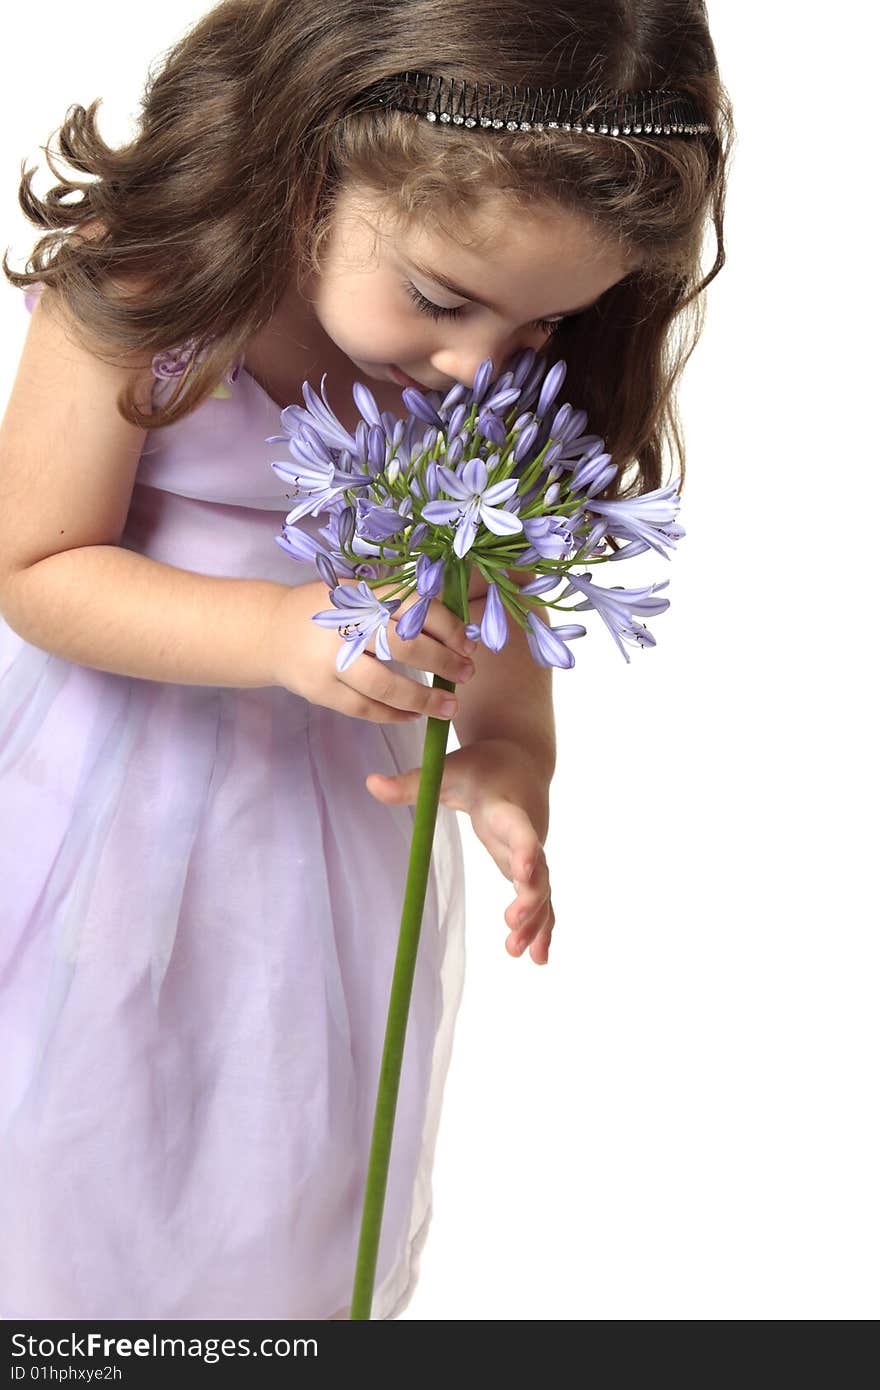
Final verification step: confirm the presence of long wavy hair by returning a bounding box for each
[2,0,734,499]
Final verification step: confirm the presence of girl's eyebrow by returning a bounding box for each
[403,256,596,319]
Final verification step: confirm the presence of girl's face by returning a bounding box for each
[302,180,638,393]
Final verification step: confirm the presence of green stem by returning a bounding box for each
[349,556,470,1319]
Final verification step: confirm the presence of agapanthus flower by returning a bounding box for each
[581,480,686,560]
[310,581,402,672]
[267,347,682,669]
[420,457,523,558]
[560,572,671,663]
[525,612,588,669]
[479,582,510,653]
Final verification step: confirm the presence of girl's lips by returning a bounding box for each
[389,364,431,391]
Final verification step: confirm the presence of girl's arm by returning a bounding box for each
[1,544,291,689]
[0,284,289,689]
[452,572,556,823]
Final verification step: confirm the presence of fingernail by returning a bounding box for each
[463,638,478,654]
[438,697,457,716]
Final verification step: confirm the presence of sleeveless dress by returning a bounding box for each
[0,287,467,1320]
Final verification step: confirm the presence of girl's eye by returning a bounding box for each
[403,280,565,336]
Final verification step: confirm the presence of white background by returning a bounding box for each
[1,4,876,1320]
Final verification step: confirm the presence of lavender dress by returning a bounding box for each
[0,287,466,1320]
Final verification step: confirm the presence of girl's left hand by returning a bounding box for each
[365,737,555,965]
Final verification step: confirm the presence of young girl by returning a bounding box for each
[0,0,732,1320]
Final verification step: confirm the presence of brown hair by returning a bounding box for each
[2,0,734,500]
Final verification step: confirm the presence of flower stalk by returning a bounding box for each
[349,558,470,1319]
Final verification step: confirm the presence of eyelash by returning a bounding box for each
[403,280,565,336]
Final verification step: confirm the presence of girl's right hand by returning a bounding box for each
[267,577,478,724]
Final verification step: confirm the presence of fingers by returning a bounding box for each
[341,651,462,721]
[387,596,477,683]
[506,893,555,965]
[420,594,478,656]
[339,694,422,725]
[390,626,477,687]
[529,907,555,965]
[504,841,554,964]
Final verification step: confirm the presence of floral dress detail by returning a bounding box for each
[150,341,245,398]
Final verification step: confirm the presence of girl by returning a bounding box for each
[0,0,732,1320]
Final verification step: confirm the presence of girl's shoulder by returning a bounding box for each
[1,279,157,596]
[23,280,243,406]
[21,279,157,406]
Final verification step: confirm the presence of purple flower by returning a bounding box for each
[401,388,444,427]
[267,346,684,669]
[480,582,509,652]
[524,612,587,669]
[513,420,541,464]
[518,573,563,597]
[570,450,616,495]
[521,514,582,562]
[421,457,523,558]
[337,506,356,549]
[354,498,409,542]
[395,594,431,641]
[535,358,567,419]
[352,382,384,428]
[274,372,361,456]
[475,409,508,448]
[483,383,522,415]
[272,452,371,524]
[415,553,444,598]
[583,480,685,560]
[315,553,340,590]
[470,358,495,405]
[310,581,402,673]
[560,572,671,663]
[274,524,353,578]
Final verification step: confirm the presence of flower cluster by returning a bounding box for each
[267,349,684,670]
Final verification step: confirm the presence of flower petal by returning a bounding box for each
[481,583,509,651]
[421,501,461,524]
[479,503,523,537]
[336,629,371,672]
[352,381,383,428]
[435,463,471,499]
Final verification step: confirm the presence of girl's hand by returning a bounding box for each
[366,738,555,964]
[268,578,477,724]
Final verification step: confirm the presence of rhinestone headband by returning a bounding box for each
[361,70,711,138]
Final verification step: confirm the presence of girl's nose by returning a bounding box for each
[431,328,548,391]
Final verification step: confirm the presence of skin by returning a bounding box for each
[249,181,635,963]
